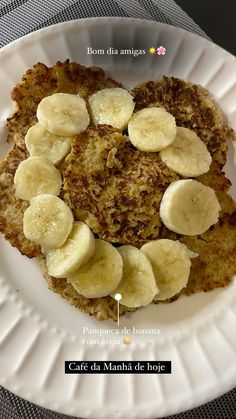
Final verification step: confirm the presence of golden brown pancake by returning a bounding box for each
[62,131,232,248]
[39,254,135,321]
[0,60,121,257]
[7,60,121,148]
[0,66,236,320]
[132,76,235,167]
[0,145,40,258]
[39,190,236,320]
[63,125,179,247]
[159,190,236,296]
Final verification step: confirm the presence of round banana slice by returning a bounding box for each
[160,127,212,177]
[37,93,90,136]
[111,245,158,308]
[46,222,95,278]
[23,194,74,250]
[141,239,196,300]
[25,122,71,165]
[160,179,221,235]
[128,107,177,152]
[89,87,134,130]
[14,156,62,201]
[68,239,123,298]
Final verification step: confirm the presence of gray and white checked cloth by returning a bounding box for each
[0,0,235,418]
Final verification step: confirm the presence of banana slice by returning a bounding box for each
[68,239,123,298]
[128,107,177,152]
[25,122,71,165]
[46,222,95,278]
[37,93,90,136]
[160,127,212,177]
[23,194,73,250]
[89,88,134,130]
[14,156,62,201]
[141,239,196,300]
[111,245,158,308]
[160,179,221,235]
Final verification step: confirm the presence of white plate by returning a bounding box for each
[0,17,236,419]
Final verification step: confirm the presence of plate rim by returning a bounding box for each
[0,16,236,419]
[0,16,235,60]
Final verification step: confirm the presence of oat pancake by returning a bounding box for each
[0,145,40,258]
[0,60,121,255]
[63,125,179,247]
[7,60,121,148]
[39,254,135,321]
[132,76,235,167]
[0,66,236,320]
[160,190,236,296]
[63,128,232,247]
[39,190,236,320]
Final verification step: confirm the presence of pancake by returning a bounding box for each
[39,190,236,320]
[7,60,122,148]
[132,76,235,167]
[160,190,236,296]
[0,66,236,320]
[39,254,135,321]
[63,125,232,245]
[63,124,179,247]
[0,60,121,256]
[0,145,40,258]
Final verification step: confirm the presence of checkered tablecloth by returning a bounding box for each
[0,0,235,418]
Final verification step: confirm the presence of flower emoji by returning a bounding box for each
[156,46,166,55]
[148,47,156,55]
